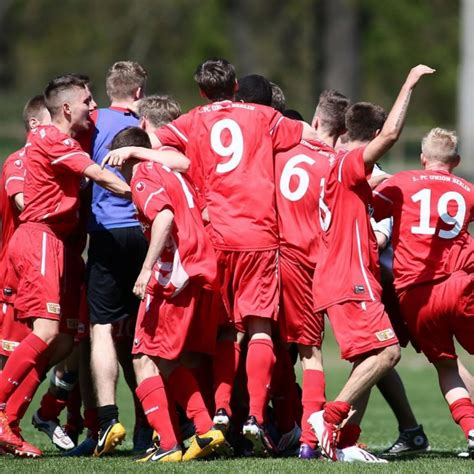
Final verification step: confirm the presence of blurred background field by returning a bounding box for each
[0,0,472,179]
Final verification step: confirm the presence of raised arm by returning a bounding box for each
[363,64,435,167]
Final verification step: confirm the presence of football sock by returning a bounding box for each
[83,408,99,438]
[136,376,177,450]
[167,365,213,435]
[338,423,361,448]
[65,384,83,431]
[0,333,48,409]
[97,404,119,430]
[246,338,276,425]
[191,363,214,414]
[323,400,351,425]
[301,369,326,447]
[449,397,474,438]
[38,392,67,421]
[214,339,241,416]
[6,354,48,428]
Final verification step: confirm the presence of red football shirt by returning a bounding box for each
[156,100,304,250]
[373,169,474,291]
[275,138,334,267]
[312,146,382,311]
[0,146,27,288]
[131,161,217,297]
[20,125,94,237]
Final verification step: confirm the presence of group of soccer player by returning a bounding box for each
[0,56,472,464]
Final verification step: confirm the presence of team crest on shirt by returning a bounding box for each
[63,139,73,147]
[14,159,23,169]
[135,181,146,192]
[375,328,395,342]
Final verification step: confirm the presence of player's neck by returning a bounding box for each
[317,130,338,148]
[110,99,135,109]
[345,139,370,151]
[52,118,73,136]
[423,162,453,173]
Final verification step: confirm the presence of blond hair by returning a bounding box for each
[106,61,147,101]
[421,128,458,164]
[137,95,181,128]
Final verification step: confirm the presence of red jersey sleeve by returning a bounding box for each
[155,113,193,153]
[48,137,94,175]
[372,176,399,221]
[337,146,367,189]
[133,176,174,223]
[3,157,25,197]
[269,112,304,152]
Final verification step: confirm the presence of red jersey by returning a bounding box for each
[275,139,334,267]
[156,100,303,251]
[0,146,27,288]
[373,169,474,291]
[313,147,381,311]
[131,161,217,298]
[20,125,94,237]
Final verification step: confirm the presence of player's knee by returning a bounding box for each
[380,343,401,370]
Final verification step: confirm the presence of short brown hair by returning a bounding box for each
[137,95,181,128]
[43,74,87,119]
[22,94,48,131]
[421,128,458,164]
[194,58,236,101]
[345,102,387,142]
[109,126,151,150]
[270,82,286,112]
[106,61,147,101]
[315,90,350,136]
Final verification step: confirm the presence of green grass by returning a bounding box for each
[1,329,474,472]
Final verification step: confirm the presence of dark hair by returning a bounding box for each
[235,74,272,106]
[106,61,147,100]
[137,95,181,128]
[22,94,48,131]
[43,74,87,118]
[194,58,236,101]
[283,109,304,121]
[109,126,151,150]
[345,102,387,142]
[316,90,350,136]
[270,81,286,112]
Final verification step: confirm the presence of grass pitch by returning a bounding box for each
[1,328,474,473]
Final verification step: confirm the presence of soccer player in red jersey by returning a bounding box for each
[0,74,131,451]
[106,126,223,462]
[308,64,435,461]
[147,58,318,455]
[275,91,349,458]
[372,127,474,454]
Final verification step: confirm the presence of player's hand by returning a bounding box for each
[133,267,152,300]
[101,146,134,169]
[405,65,436,89]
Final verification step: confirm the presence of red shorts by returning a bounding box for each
[74,286,89,342]
[381,281,410,347]
[0,302,31,357]
[8,224,64,321]
[279,257,323,346]
[132,281,218,360]
[399,271,474,363]
[216,249,279,333]
[327,299,398,362]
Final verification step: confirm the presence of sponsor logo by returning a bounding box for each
[375,328,395,342]
[46,302,61,314]
[135,181,145,192]
[368,204,374,217]
[14,159,23,169]
[144,406,159,415]
[134,338,140,346]
[354,285,365,294]
[63,139,72,147]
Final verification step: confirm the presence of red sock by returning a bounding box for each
[246,338,276,425]
[301,369,326,447]
[6,354,48,428]
[214,340,241,416]
[272,346,297,434]
[323,400,351,425]
[166,366,213,435]
[66,384,83,429]
[449,398,474,438]
[136,376,177,450]
[38,391,67,421]
[83,408,99,438]
[338,423,361,448]
[0,333,48,407]
[192,362,215,414]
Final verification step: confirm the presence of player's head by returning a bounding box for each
[283,109,304,121]
[194,58,237,101]
[137,95,181,132]
[312,90,350,138]
[106,61,147,102]
[44,74,92,132]
[270,82,286,112]
[69,73,98,111]
[421,128,460,169]
[345,102,387,143]
[22,94,51,131]
[235,74,272,106]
